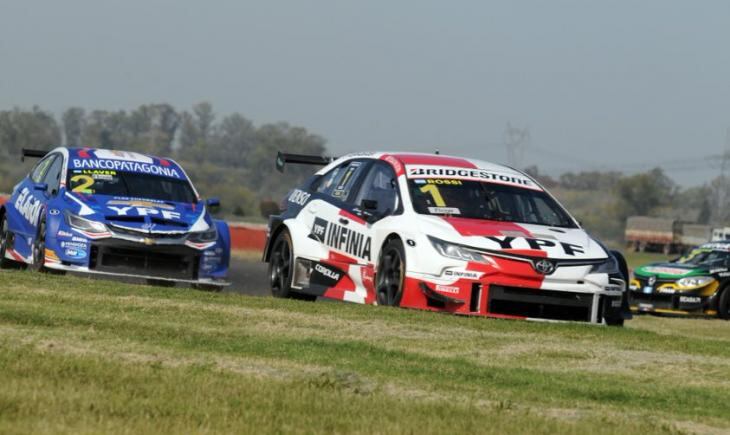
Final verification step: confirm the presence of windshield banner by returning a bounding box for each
[70,158,182,179]
[405,165,540,190]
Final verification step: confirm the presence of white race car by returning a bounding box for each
[263,151,631,325]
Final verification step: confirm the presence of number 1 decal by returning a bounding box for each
[419,184,446,207]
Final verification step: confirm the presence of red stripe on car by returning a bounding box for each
[393,154,478,168]
[441,216,532,237]
[339,209,367,226]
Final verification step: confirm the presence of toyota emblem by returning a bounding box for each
[534,259,555,275]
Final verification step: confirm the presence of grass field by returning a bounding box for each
[624,251,673,270]
[1,271,730,434]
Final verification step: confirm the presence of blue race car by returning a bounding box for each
[0,147,230,289]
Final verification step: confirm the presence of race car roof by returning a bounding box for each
[65,147,187,180]
[324,151,540,191]
[697,241,730,252]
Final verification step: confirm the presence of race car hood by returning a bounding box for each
[64,192,209,233]
[416,215,608,260]
[633,263,707,279]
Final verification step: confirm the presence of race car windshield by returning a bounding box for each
[676,249,729,266]
[407,179,577,228]
[67,169,196,203]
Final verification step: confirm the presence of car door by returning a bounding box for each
[303,159,371,266]
[39,153,67,241]
[7,153,57,239]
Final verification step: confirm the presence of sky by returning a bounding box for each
[1,0,729,186]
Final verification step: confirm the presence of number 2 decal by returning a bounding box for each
[70,175,94,193]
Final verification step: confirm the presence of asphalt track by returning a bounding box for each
[225,257,270,296]
[46,256,272,296]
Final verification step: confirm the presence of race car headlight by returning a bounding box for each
[676,276,714,289]
[64,211,107,234]
[429,236,490,263]
[188,226,218,243]
[589,255,619,275]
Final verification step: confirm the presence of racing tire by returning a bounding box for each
[28,217,48,273]
[268,229,316,301]
[146,279,176,288]
[605,250,629,327]
[718,286,730,320]
[0,214,16,269]
[376,238,406,307]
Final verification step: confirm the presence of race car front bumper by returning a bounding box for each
[629,290,717,316]
[404,271,626,324]
[44,261,230,287]
[45,239,229,287]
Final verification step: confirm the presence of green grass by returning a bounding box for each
[1,271,730,434]
[624,251,674,270]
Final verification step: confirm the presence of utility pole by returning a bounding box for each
[716,127,730,224]
[504,123,530,169]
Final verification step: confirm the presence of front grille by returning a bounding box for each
[107,224,187,239]
[629,291,675,310]
[89,243,199,280]
[488,285,594,322]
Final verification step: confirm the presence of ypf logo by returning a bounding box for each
[533,259,556,275]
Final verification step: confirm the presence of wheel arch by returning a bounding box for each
[376,233,403,271]
[263,218,287,263]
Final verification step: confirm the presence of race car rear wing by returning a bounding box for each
[275,151,336,172]
[21,149,50,162]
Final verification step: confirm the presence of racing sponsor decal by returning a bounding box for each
[381,155,404,176]
[64,247,87,259]
[443,269,483,279]
[14,188,43,226]
[484,236,585,256]
[71,159,181,179]
[427,207,461,215]
[311,262,343,286]
[641,266,691,276]
[309,217,372,261]
[435,284,460,294]
[700,243,730,252]
[60,241,87,249]
[107,206,181,220]
[679,296,701,304]
[406,165,539,190]
[107,199,174,210]
[288,189,311,206]
[57,230,74,238]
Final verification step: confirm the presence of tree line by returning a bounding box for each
[0,103,326,218]
[0,104,725,243]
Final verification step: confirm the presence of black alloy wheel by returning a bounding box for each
[376,238,406,307]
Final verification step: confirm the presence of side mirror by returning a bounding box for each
[34,182,48,192]
[361,199,378,211]
[205,197,221,212]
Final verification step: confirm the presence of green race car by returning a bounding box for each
[629,241,730,319]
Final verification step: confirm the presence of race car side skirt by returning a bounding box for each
[44,262,230,287]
